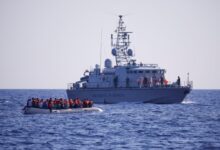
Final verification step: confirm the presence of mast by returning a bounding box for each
[111,15,133,66]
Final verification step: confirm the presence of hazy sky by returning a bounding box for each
[0,0,219,89]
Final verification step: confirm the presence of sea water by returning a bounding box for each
[0,89,219,149]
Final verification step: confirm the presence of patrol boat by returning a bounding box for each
[66,15,192,104]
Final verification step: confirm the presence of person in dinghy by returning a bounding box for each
[25,98,93,110]
[23,97,100,114]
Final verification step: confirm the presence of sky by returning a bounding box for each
[0,0,219,89]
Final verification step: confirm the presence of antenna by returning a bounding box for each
[99,29,103,69]
[111,15,133,66]
[187,72,190,86]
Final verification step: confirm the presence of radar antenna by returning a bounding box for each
[111,15,133,66]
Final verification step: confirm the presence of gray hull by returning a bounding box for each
[66,87,191,104]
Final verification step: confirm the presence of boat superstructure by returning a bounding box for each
[66,15,192,104]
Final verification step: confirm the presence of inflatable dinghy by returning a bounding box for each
[23,106,103,114]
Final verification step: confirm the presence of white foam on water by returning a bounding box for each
[182,99,195,104]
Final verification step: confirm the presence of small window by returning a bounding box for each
[152,70,157,74]
[134,71,137,74]
[145,70,150,73]
[139,71,143,73]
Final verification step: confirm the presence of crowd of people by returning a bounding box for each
[26,98,93,109]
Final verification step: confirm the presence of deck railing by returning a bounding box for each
[67,81,193,90]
